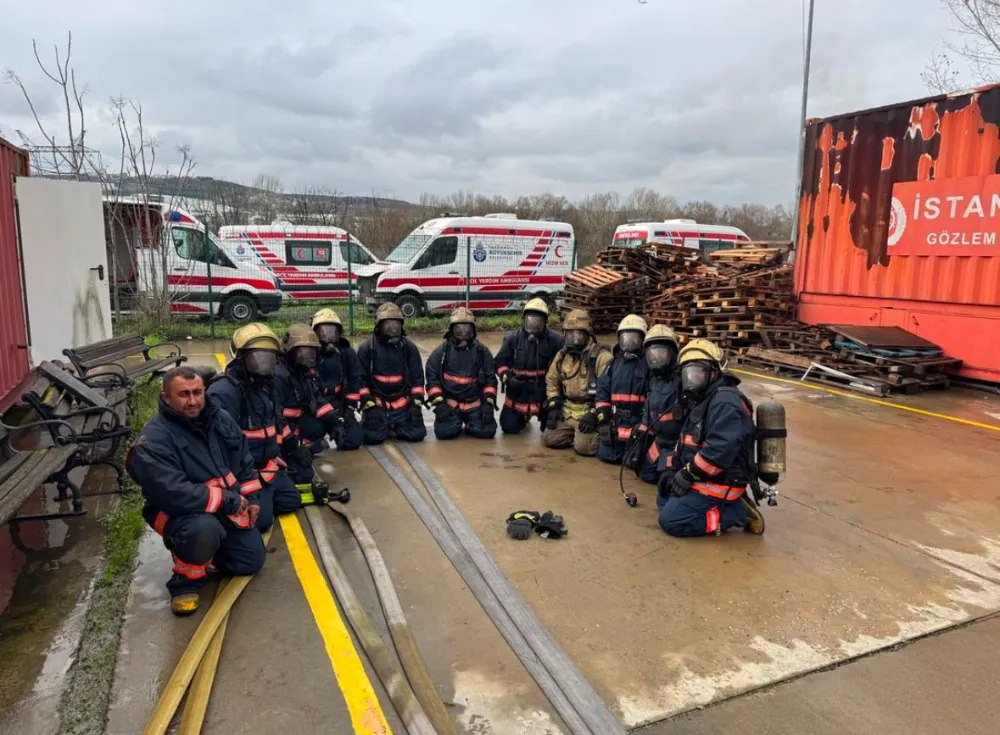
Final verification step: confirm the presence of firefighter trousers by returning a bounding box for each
[658,491,749,537]
[362,406,427,445]
[543,416,599,456]
[158,513,266,597]
[255,473,302,531]
[499,405,550,435]
[434,406,498,440]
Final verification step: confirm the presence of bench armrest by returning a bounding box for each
[142,342,183,360]
[0,417,79,452]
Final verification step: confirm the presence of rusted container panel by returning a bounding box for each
[0,136,30,405]
[795,84,1000,382]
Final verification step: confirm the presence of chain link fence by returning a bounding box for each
[111,224,574,341]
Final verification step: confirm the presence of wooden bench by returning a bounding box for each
[1,361,131,524]
[62,334,186,382]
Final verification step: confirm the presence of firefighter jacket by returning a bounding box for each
[495,328,564,415]
[595,349,648,442]
[637,374,684,472]
[669,374,754,501]
[273,361,336,430]
[426,339,498,410]
[207,361,289,483]
[127,398,261,532]
[316,338,368,408]
[545,341,613,420]
[356,336,426,411]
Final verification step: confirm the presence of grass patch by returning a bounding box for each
[57,377,160,735]
[118,307,561,342]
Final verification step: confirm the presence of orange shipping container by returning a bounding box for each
[794,83,1000,382]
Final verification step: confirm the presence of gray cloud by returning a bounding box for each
[0,0,973,206]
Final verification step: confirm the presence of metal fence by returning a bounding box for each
[111,226,576,339]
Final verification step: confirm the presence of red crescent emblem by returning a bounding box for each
[554,244,564,258]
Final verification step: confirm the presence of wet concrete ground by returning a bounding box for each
[0,467,117,735]
[92,337,1000,732]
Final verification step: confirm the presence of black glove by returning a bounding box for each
[534,511,567,539]
[321,410,342,435]
[670,467,694,497]
[293,442,314,468]
[506,510,540,540]
[343,406,359,425]
[506,374,526,394]
[362,402,385,431]
[577,410,599,434]
[544,397,561,430]
[432,400,456,422]
[484,395,497,412]
[408,401,424,425]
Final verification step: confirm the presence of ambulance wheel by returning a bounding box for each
[222,295,258,323]
[394,294,424,319]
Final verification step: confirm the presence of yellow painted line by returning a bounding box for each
[731,367,1000,433]
[279,514,393,734]
[215,353,227,371]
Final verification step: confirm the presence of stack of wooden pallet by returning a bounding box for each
[561,264,649,332]
[736,324,960,395]
[645,265,796,348]
[708,246,786,267]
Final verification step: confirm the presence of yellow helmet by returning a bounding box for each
[311,308,342,329]
[448,307,476,327]
[282,323,320,352]
[678,338,727,369]
[523,297,550,317]
[617,314,648,335]
[375,302,404,327]
[644,324,679,350]
[230,323,280,357]
[562,308,592,332]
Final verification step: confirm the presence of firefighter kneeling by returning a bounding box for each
[426,308,499,440]
[208,324,301,530]
[658,339,768,537]
[127,367,266,615]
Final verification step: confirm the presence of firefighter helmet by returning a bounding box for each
[282,323,320,352]
[617,314,648,335]
[562,309,592,333]
[523,297,550,317]
[230,323,281,357]
[449,307,476,327]
[644,324,679,350]
[678,338,727,369]
[311,308,343,329]
[375,302,405,327]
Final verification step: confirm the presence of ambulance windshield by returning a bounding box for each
[386,232,433,264]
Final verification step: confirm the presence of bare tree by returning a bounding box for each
[3,31,98,178]
[924,0,1000,92]
[287,184,350,227]
[249,173,284,223]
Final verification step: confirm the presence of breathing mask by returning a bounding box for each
[315,324,342,353]
[679,361,715,400]
[645,344,676,373]
[244,349,277,378]
[564,329,588,353]
[380,319,403,343]
[618,330,643,354]
[452,323,474,345]
[292,345,318,370]
[523,313,546,336]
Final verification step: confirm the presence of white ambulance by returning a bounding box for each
[218,223,381,302]
[611,219,752,262]
[104,197,282,322]
[355,214,576,318]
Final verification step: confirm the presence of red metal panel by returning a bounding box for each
[0,136,30,405]
[795,84,1000,381]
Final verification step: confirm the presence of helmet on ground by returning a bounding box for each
[282,323,320,352]
[562,309,592,333]
[230,323,280,357]
[375,302,405,327]
[678,338,727,369]
[617,314,648,335]
[523,297,550,317]
[311,308,343,329]
[449,307,476,327]
[644,324,679,350]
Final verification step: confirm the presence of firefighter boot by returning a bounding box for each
[740,496,765,535]
[171,593,200,616]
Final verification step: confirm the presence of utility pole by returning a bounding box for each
[790,0,816,248]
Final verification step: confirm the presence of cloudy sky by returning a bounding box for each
[0,0,970,206]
